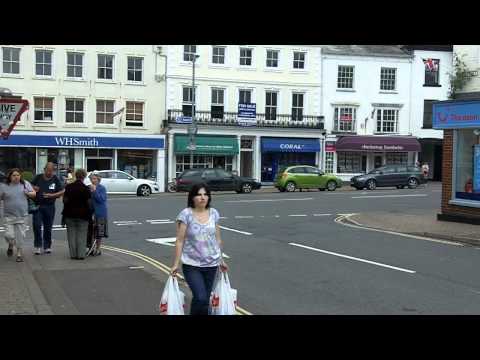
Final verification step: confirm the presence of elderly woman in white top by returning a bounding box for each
[0,168,36,262]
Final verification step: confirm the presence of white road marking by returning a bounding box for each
[224,198,313,203]
[146,219,171,222]
[351,194,428,199]
[335,214,464,247]
[235,216,254,219]
[149,221,175,225]
[219,225,252,236]
[219,217,228,219]
[289,242,416,274]
[146,237,177,246]
[288,214,308,217]
[129,266,145,270]
[53,228,66,231]
[313,214,332,217]
[113,220,141,224]
[116,222,142,226]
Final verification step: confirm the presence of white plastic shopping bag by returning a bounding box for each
[209,271,237,315]
[159,276,185,315]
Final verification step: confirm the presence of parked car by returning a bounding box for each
[176,168,261,193]
[275,165,343,192]
[84,170,160,196]
[350,165,426,190]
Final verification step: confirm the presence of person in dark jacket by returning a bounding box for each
[62,169,92,260]
[88,172,108,256]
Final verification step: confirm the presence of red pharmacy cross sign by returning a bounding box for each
[0,98,29,139]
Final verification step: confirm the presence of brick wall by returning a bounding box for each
[441,129,480,219]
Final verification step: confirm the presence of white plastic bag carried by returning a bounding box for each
[209,271,237,315]
[159,275,185,315]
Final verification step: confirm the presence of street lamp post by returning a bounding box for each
[189,54,200,170]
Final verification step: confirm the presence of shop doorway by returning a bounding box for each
[241,152,253,177]
[261,152,316,182]
[87,158,112,172]
[434,144,443,181]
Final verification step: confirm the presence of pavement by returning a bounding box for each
[345,208,480,247]
[0,240,180,315]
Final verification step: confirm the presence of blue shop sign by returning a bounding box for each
[474,145,480,193]
[262,138,320,153]
[1,132,165,149]
[433,100,480,129]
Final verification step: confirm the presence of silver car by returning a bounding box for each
[85,170,160,196]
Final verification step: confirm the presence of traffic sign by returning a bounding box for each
[0,98,29,139]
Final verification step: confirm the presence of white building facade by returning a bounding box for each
[164,45,324,184]
[0,45,166,191]
[321,45,419,181]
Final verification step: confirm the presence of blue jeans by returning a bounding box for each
[32,205,56,249]
[182,264,218,315]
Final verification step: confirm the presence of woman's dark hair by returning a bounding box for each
[188,183,211,209]
[6,168,25,185]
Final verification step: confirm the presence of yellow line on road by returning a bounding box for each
[102,245,252,315]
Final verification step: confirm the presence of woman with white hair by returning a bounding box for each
[88,172,108,256]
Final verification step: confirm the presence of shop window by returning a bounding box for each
[125,101,144,127]
[175,155,232,178]
[455,129,480,201]
[85,149,113,157]
[96,100,114,125]
[118,149,154,179]
[386,152,408,165]
[325,152,335,174]
[334,107,356,132]
[34,97,54,123]
[337,152,362,173]
[0,148,36,176]
[65,99,84,124]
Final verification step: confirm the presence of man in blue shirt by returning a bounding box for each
[31,162,65,255]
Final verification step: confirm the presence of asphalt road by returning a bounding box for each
[16,183,480,314]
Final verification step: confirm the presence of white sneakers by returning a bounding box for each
[34,248,42,255]
[45,248,52,254]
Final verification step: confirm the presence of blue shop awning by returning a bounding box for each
[261,138,321,153]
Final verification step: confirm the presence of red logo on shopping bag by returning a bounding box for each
[211,295,220,307]
[159,302,168,314]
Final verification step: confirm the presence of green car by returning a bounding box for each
[274,165,343,192]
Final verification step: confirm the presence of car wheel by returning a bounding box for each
[138,184,152,197]
[407,178,419,189]
[326,181,337,191]
[319,188,326,191]
[278,188,286,192]
[396,185,405,189]
[366,179,377,190]
[285,181,296,192]
[241,183,253,194]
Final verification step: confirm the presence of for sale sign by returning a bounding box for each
[0,99,29,139]
[238,103,256,127]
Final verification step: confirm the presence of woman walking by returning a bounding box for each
[0,169,36,262]
[88,173,108,256]
[62,169,92,260]
[171,183,228,315]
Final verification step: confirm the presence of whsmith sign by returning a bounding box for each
[433,100,480,129]
[0,133,165,149]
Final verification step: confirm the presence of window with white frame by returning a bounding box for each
[240,48,252,66]
[266,50,279,68]
[35,49,53,76]
[333,107,357,132]
[183,45,197,62]
[292,93,304,121]
[293,52,305,69]
[65,99,84,124]
[125,101,144,127]
[67,52,83,78]
[376,108,398,133]
[2,47,20,74]
[265,91,278,121]
[97,54,114,80]
[211,88,224,119]
[182,86,195,117]
[380,67,396,91]
[325,152,335,174]
[127,56,143,82]
[96,100,114,125]
[34,97,54,122]
[337,65,354,89]
[212,46,225,64]
[239,89,252,104]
